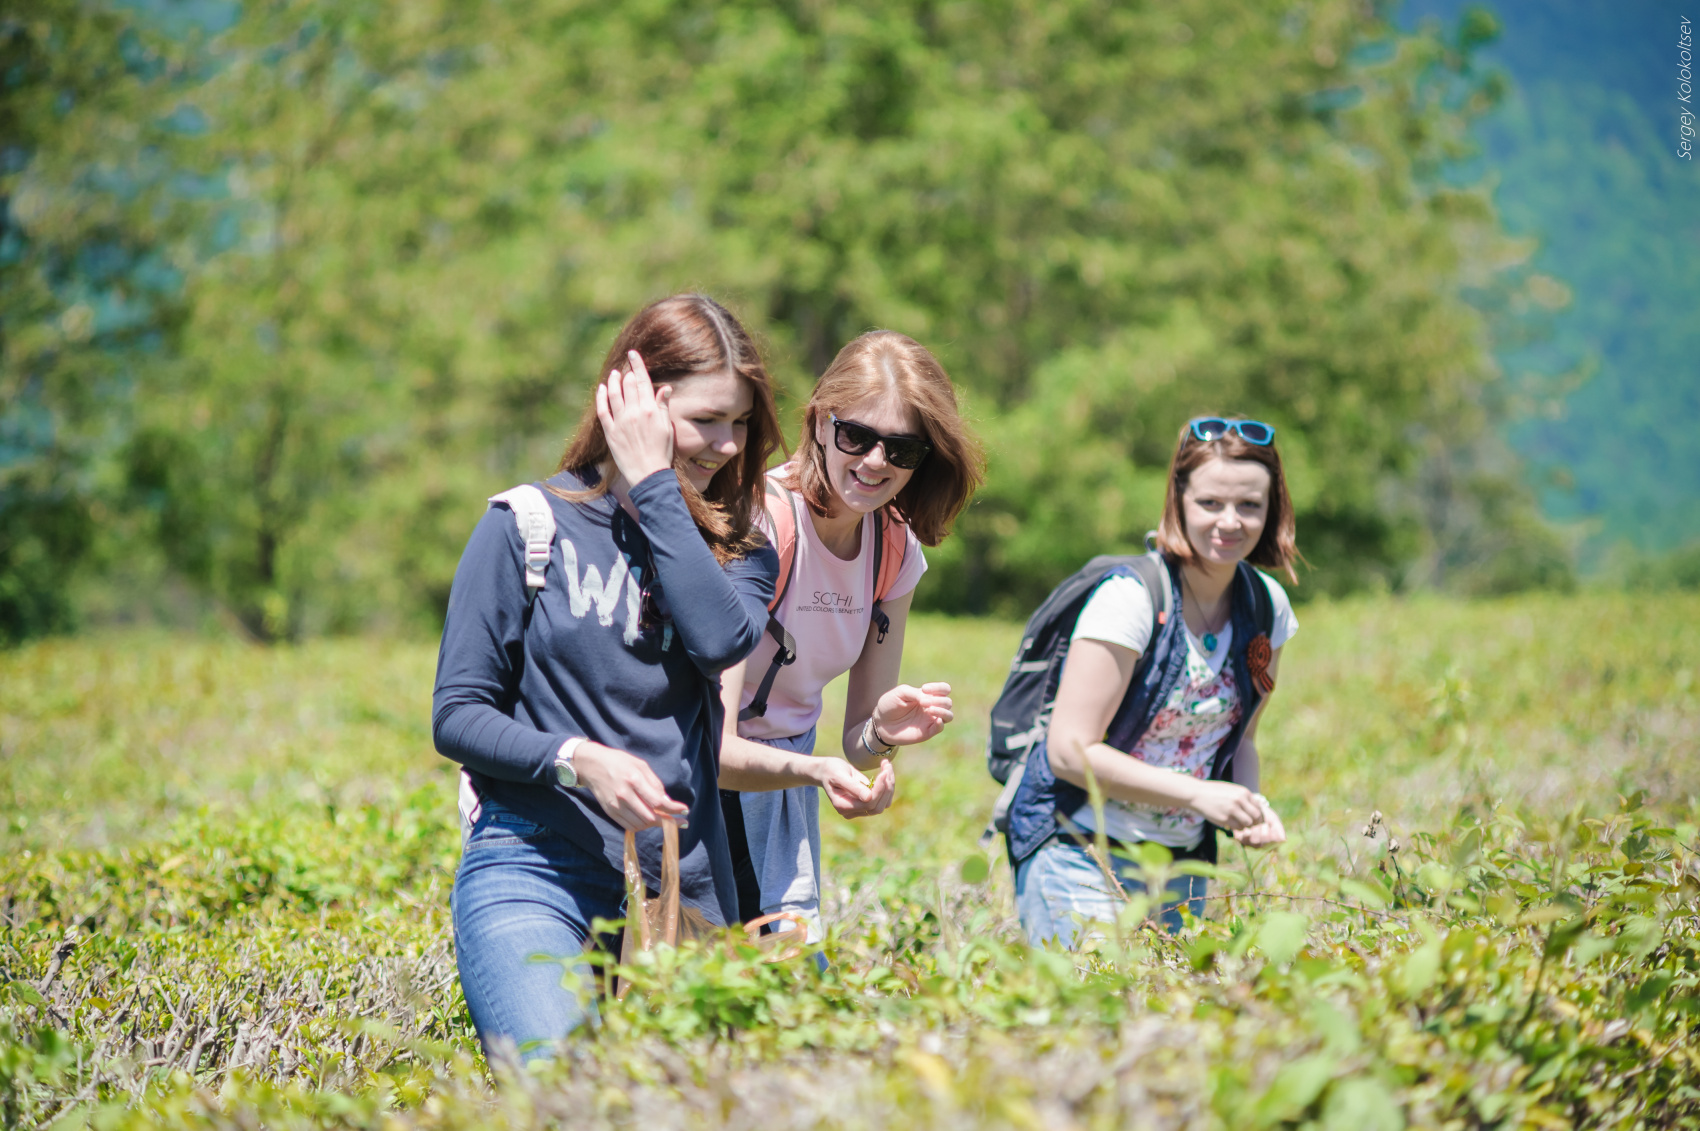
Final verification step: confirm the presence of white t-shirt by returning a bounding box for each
[1067,569,1296,849]
[736,474,928,741]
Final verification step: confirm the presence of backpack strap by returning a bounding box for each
[740,480,802,722]
[488,484,557,604]
[867,509,909,644]
[764,480,801,613]
[1236,561,1278,698]
[1125,550,1173,662]
[1248,564,1274,637]
[462,484,559,840]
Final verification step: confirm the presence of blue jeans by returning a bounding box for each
[1013,837,1207,947]
[451,801,625,1062]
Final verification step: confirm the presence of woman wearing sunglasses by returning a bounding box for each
[716,331,984,943]
[1004,417,1300,946]
[433,294,783,1060]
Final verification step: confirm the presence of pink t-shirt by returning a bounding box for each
[736,471,928,741]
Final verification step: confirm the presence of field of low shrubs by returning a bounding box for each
[3,593,1698,1129]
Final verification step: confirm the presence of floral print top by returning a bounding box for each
[1069,625,1242,849]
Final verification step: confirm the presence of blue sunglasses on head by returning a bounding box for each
[1188,417,1276,445]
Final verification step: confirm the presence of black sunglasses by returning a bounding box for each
[1188,417,1275,446]
[829,413,932,470]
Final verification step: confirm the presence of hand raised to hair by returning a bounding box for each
[596,350,675,486]
[870,682,954,747]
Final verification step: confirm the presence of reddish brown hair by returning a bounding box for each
[1154,419,1301,583]
[553,294,784,563]
[788,331,984,547]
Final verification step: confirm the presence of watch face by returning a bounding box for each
[554,758,578,789]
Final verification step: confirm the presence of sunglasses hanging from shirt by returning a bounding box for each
[829,413,932,470]
[1188,417,1276,446]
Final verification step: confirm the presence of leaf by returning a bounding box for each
[1339,878,1390,908]
[1415,862,1454,896]
[1321,1076,1405,1131]
[1399,935,1444,999]
[1543,916,1588,958]
[1255,912,1309,968]
[1617,917,1664,960]
[1255,1053,1336,1124]
[9,980,46,1007]
[1187,936,1221,971]
[1134,841,1174,869]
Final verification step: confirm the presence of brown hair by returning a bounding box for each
[1154,419,1301,583]
[788,331,984,547]
[553,294,784,563]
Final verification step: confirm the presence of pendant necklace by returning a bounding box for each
[1181,571,1228,652]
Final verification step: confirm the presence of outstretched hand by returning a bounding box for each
[871,682,953,747]
[596,350,675,486]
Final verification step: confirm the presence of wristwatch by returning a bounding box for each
[553,737,585,789]
[860,717,897,760]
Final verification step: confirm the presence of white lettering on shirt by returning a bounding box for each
[560,537,634,634]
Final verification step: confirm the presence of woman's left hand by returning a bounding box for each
[1231,797,1287,849]
[871,682,953,747]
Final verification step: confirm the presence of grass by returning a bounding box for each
[3,593,1698,1129]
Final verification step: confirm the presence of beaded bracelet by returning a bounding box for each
[860,717,897,759]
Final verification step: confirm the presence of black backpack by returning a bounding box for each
[985,548,1276,825]
[986,550,1174,787]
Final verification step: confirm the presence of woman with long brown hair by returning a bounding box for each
[433,294,783,1059]
[716,331,985,944]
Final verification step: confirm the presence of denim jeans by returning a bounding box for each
[1013,837,1207,947]
[451,800,625,1062]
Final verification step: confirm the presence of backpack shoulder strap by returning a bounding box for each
[740,477,801,722]
[872,510,909,603]
[867,509,909,644]
[1241,563,1274,637]
[488,484,556,602]
[1125,551,1172,649]
[463,483,556,841]
[763,478,803,612]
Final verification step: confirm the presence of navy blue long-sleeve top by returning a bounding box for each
[432,468,778,925]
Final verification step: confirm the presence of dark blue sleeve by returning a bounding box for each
[630,470,778,675]
[431,507,562,784]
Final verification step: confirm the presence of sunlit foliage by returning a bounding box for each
[3,597,1698,1126]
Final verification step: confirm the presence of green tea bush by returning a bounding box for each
[3,596,1698,1129]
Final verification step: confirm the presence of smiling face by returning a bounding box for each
[812,392,924,516]
[1181,455,1272,570]
[661,368,754,493]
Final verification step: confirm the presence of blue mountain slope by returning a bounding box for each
[1403,0,1700,560]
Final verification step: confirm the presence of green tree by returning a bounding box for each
[0,5,192,643]
[14,0,1547,636]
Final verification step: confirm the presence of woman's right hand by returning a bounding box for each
[572,740,689,831]
[597,350,676,486]
[1184,779,1265,831]
[816,757,895,819]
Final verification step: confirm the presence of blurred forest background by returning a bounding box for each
[2,0,1695,643]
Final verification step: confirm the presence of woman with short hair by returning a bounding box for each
[717,331,986,942]
[1005,417,1299,945]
